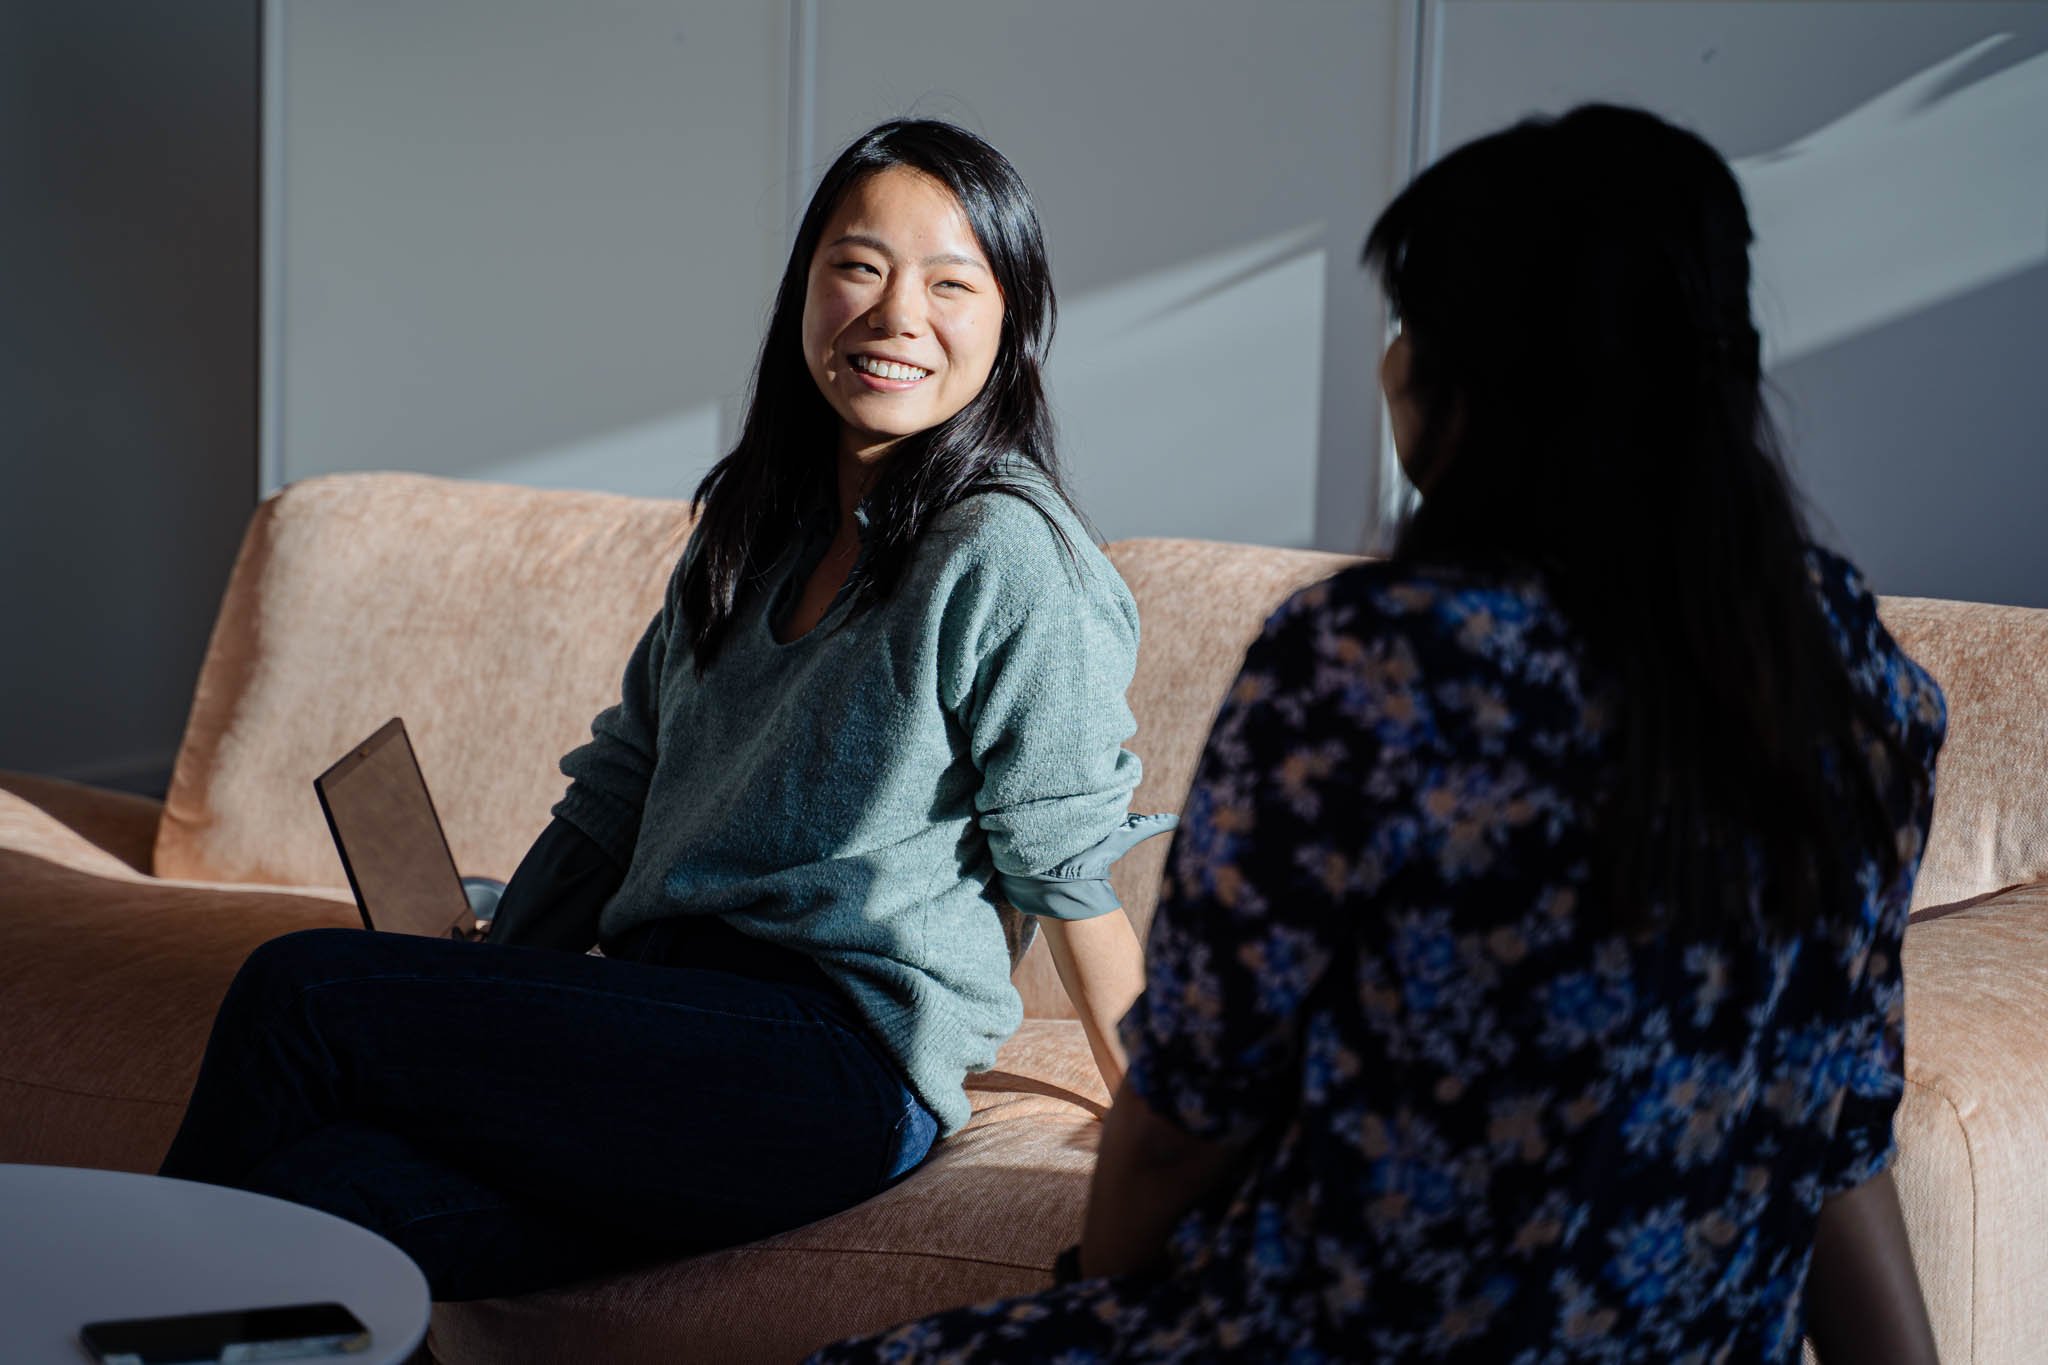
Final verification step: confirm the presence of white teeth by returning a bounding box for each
[852,355,930,381]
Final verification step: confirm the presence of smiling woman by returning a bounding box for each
[156,120,1172,1305]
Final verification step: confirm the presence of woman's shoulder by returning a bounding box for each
[932,460,1083,541]
[1266,559,1573,664]
[1801,543,1947,748]
[924,468,1130,619]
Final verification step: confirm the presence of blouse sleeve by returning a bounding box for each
[1816,930,1907,1197]
[1806,546,1945,1198]
[1119,584,1378,1141]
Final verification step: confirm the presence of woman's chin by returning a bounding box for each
[840,409,937,448]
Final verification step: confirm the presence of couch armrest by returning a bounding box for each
[0,847,360,1172]
[0,771,163,878]
[1894,880,2048,1364]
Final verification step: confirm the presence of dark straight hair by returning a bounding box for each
[1363,103,1915,938]
[678,119,1074,670]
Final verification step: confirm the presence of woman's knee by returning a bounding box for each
[237,926,363,981]
[225,928,386,1020]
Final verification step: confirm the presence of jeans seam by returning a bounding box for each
[876,1100,910,1189]
[876,1092,936,1189]
[290,970,827,1031]
[386,1199,524,1235]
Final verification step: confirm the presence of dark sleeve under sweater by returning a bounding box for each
[486,817,623,953]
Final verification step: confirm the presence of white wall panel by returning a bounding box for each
[272,0,788,500]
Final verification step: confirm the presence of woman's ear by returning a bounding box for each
[1381,332,1423,481]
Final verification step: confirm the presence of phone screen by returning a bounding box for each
[79,1301,370,1363]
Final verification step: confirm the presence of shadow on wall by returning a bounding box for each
[1736,32,2048,366]
[467,224,1332,551]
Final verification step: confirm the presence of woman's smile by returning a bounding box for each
[849,353,935,388]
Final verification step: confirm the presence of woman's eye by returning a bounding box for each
[936,280,971,293]
[838,261,880,277]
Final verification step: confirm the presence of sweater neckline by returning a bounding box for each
[761,513,865,650]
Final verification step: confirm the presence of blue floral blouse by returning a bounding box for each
[811,549,1945,1364]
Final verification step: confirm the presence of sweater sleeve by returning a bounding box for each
[552,558,683,868]
[960,548,1151,919]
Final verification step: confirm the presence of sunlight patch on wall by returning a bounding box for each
[1050,225,1328,548]
[469,402,722,502]
[1737,34,2048,367]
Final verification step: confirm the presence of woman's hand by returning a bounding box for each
[1039,911,1146,1097]
[1077,1078,1253,1279]
[1805,1167,1939,1363]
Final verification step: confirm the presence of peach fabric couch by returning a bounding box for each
[2,472,2044,1363]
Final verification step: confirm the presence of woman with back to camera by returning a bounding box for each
[158,119,1172,1300]
[814,105,1943,1363]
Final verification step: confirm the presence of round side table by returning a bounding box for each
[0,1163,429,1364]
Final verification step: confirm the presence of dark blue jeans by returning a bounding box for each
[159,921,939,1300]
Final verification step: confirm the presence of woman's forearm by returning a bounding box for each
[1805,1168,1939,1364]
[1040,910,1146,1096]
[1079,1078,1248,1278]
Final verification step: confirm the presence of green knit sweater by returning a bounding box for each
[554,479,1146,1135]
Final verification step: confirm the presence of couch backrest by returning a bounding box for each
[159,475,2044,1012]
[1876,595,2048,913]
[157,473,696,887]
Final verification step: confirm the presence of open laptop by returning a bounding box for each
[314,718,480,939]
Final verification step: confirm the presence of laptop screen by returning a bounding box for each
[314,718,472,938]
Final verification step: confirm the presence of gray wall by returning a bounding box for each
[269,0,1407,553]
[270,0,2044,601]
[268,0,790,502]
[805,0,1405,551]
[0,2,260,787]
[8,0,2042,783]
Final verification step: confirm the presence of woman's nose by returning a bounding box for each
[866,280,923,335]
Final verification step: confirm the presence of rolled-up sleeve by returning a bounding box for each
[998,812,1180,920]
[963,568,1151,918]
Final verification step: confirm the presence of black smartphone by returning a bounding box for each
[78,1301,370,1363]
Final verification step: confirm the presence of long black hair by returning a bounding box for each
[1363,104,1914,938]
[678,119,1072,669]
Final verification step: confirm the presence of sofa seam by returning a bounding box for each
[1903,1072,1977,1362]
[0,1073,183,1107]
[720,1244,1048,1273]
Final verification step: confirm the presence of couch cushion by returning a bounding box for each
[1877,596,2048,912]
[0,771,164,879]
[157,473,696,888]
[428,1019,1109,1365]
[0,849,357,1172]
[1892,879,2048,1365]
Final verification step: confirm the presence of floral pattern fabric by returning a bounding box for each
[811,551,1944,1364]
